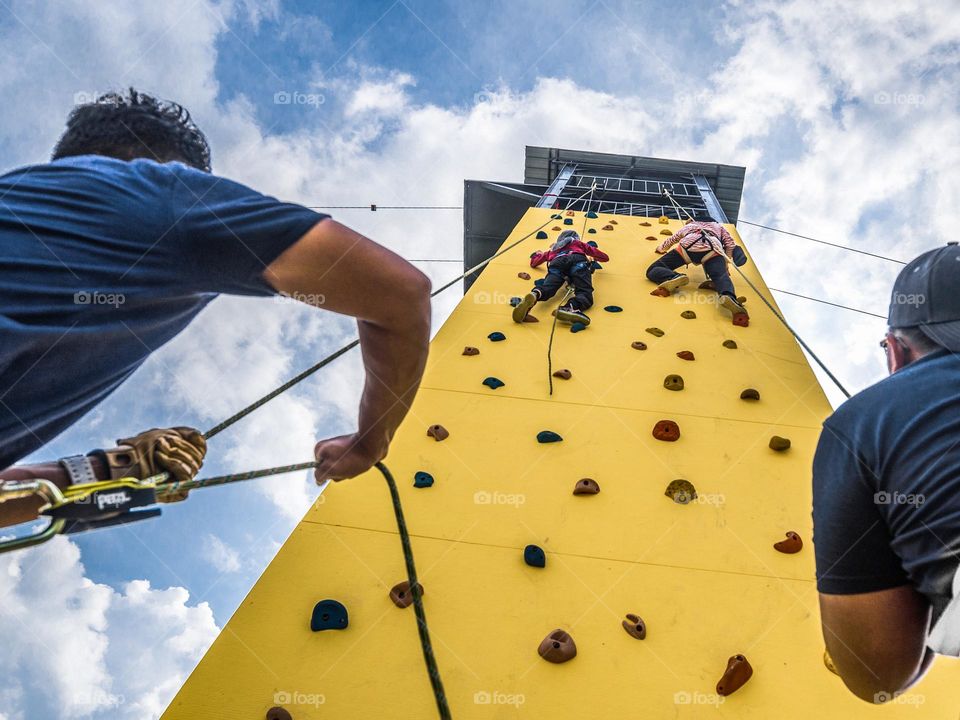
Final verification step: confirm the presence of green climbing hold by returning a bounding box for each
[563,218,573,225]
[310,599,349,631]
[483,376,505,390]
[645,327,665,337]
[537,430,563,443]
[488,332,506,341]
[570,322,588,333]
[536,230,549,239]
[680,310,697,319]
[413,471,434,488]
[587,228,597,234]
[723,340,738,349]
[551,213,562,219]
[586,211,599,218]
[604,305,622,313]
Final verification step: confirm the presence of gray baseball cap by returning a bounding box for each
[888,242,960,351]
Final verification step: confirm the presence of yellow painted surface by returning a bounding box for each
[165,209,957,719]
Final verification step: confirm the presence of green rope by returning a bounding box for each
[547,287,574,396]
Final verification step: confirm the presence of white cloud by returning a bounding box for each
[202,534,241,573]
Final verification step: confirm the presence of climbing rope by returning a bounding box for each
[662,190,851,399]
[547,287,575,396]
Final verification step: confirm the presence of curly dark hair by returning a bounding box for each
[52,88,211,172]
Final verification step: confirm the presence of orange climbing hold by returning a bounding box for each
[518,271,531,280]
[522,314,539,323]
[652,420,680,442]
[427,424,449,441]
[538,629,577,663]
[462,346,479,356]
[716,654,753,696]
[552,369,572,380]
[609,219,618,225]
[774,531,803,554]
[650,287,671,297]
[733,313,750,327]
[565,210,575,216]
[602,224,614,231]
[676,350,695,361]
[389,580,423,608]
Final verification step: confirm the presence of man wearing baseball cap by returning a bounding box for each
[812,242,960,702]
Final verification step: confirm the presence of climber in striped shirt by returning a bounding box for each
[646,217,748,317]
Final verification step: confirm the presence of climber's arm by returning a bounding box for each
[264,219,431,481]
[656,225,689,254]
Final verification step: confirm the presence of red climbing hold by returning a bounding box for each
[622,613,646,640]
[716,654,753,696]
[552,369,572,380]
[732,313,750,327]
[631,341,647,350]
[650,287,671,297]
[523,314,539,323]
[602,224,614,231]
[676,350,695,361]
[552,226,562,231]
[774,531,803,554]
[538,629,577,663]
[518,272,531,280]
[462,346,479,356]
[573,478,600,495]
[427,424,449,441]
[652,420,680,442]
[389,580,423,608]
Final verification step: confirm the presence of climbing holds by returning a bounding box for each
[552,226,562,231]
[824,649,839,676]
[716,654,753,696]
[518,271,531,280]
[680,310,696,319]
[586,240,598,247]
[774,531,803,554]
[676,350,695,361]
[631,341,647,350]
[389,580,423,608]
[658,216,670,224]
[570,322,588,333]
[639,221,652,227]
[740,388,760,401]
[738,295,747,304]
[573,478,600,495]
[524,544,546,568]
[413,471,434,488]
[585,210,598,218]
[552,369,572,380]
[488,331,506,341]
[266,707,293,720]
[663,374,684,391]
[587,228,597,234]
[722,339,738,349]
[622,613,646,640]
[462,346,480,356]
[563,218,573,225]
[427,424,449,441]
[509,296,521,307]
[310,599,348,631]
[732,313,749,327]
[699,280,716,291]
[523,314,539,323]
[536,230,549,239]
[565,210,575,216]
[645,235,658,241]
[652,420,680,442]
[602,224,614,231]
[537,430,563,443]
[538,629,577,663]
[603,305,623,313]
[664,479,697,504]
[659,229,672,236]
[610,219,618,225]
[482,376,505,390]
[650,287,671,297]
[551,213,562,219]
[645,327,664,337]
[590,261,603,271]
[769,436,791,452]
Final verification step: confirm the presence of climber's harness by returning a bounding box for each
[673,225,727,265]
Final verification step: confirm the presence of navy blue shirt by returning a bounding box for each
[813,350,960,620]
[0,156,326,469]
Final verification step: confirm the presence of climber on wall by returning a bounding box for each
[512,230,609,325]
[646,217,748,317]
[812,243,960,703]
[0,89,431,529]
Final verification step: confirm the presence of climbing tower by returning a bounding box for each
[164,151,955,719]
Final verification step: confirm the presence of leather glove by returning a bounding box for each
[113,427,207,502]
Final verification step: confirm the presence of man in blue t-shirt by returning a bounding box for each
[0,89,431,526]
[813,242,960,702]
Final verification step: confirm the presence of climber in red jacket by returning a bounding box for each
[512,230,609,325]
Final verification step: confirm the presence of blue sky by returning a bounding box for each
[0,1,958,717]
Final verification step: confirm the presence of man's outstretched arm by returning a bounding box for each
[264,219,431,482]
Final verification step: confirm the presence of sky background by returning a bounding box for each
[0,1,958,717]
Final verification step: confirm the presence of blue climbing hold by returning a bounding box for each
[587,240,598,247]
[509,296,521,307]
[536,230,549,239]
[587,228,597,234]
[570,322,587,333]
[604,305,623,313]
[488,332,506,342]
[586,211,599,219]
[310,599,348,631]
[590,262,603,271]
[537,430,563,443]
[414,471,434,488]
[563,218,573,225]
[483,376,505,389]
[524,544,546,568]
[534,278,545,287]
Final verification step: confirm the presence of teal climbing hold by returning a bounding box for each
[551,213,562,219]
[604,305,623,313]
[590,261,603,271]
[413,471,434,488]
[509,296,521,307]
[483,376,505,389]
[586,240,598,247]
[536,230,549,239]
[570,322,587,333]
[310,599,348,631]
[537,430,563,443]
[488,332,506,341]
[524,544,546,568]
[563,218,573,225]
[585,211,599,219]
[587,228,597,234]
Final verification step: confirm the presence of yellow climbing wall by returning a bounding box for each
[165,209,957,719]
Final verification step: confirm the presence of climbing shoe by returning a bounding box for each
[512,292,537,323]
[719,294,748,317]
[556,305,590,326]
[658,273,689,293]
